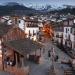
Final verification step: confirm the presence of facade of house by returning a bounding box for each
[0,23,26,70]
[52,22,63,44]
[0,23,42,75]
[63,19,74,49]
[53,17,75,50]
[70,26,75,50]
[1,16,44,42]
[24,18,40,41]
[3,38,42,70]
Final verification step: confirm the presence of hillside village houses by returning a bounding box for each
[0,16,43,41]
[0,16,10,23]
[0,21,43,75]
[63,18,75,50]
[0,15,75,50]
[25,18,44,41]
[0,4,75,72]
[1,14,75,49]
[52,15,75,51]
[52,21,63,44]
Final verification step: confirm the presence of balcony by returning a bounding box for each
[56,35,63,38]
[27,24,38,27]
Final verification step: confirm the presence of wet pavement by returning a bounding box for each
[0,71,14,75]
[0,40,72,75]
[25,40,71,75]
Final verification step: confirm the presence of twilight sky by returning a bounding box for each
[0,0,75,7]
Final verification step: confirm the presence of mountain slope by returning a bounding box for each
[0,2,36,16]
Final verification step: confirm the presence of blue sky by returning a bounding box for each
[0,0,75,7]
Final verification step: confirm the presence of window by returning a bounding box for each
[68,28,69,31]
[33,30,35,35]
[18,20,21,23]
[65,35,67,38]
[70,28,72,33]
[68,35,70,40]
[29,30,31,36]
[64,21,68,25]
[69,20,73,25]
[66,28,67,33]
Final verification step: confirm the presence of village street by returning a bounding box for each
[25,40,71,75]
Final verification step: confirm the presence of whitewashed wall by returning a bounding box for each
[18,19,25,30]
[25,27,39,35]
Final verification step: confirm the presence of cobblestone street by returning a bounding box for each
[26,40,71,75]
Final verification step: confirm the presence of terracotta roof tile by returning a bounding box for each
[4,38,43,56]
[0,23,13,36]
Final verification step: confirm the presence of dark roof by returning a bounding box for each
[25,20,39,23]
[4,38,43,56]
[0,71,13,75]
[0,23,13,36]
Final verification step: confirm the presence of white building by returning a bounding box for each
[18,19,25,30]
[53,22,63,44]
[4,16,25,30]
[63,18,74,49]
[1,16,44,41]
[70,26,75,50]
[24,20,39,41]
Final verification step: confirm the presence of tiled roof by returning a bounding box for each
[0,23,13,36]
[4,38,43,56]
[0,71,13,75]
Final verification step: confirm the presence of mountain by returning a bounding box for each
[5,2,20,6]
[29,4,74,15]
[39,4,75,15]
[48,5,75,15]
[29,4,75,15]
[1,2,75,16]
[30,5,53,11]
[0,2,37,16]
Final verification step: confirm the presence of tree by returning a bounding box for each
[42,23,54,39]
